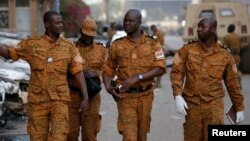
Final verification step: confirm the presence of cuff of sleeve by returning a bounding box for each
[102,64,114,76]
[173,89,182,97]
[8,48,18,61]
[71,65,83,75]
[153,61,167,73]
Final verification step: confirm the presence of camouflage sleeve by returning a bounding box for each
[69,46,84,75]
[8,39,30,62]
[170,47,187,97]
[102,44,118,77]
[223,55,244,111]
[152,41,166,72]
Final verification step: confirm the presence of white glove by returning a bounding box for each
[175,95,188,116]
[236,111,244,123]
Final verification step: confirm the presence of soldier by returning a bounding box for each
[150,25,165,89]
[223,24,242,89]
[102,9,166,141]
[0,11,89,141]
[67,17,107,141]
[170,16,244,141]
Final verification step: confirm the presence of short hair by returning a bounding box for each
[150,25,156,29]
[228,24,235,33]
[43,11,60,23]
[126,9,142,23]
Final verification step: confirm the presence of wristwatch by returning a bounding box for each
[138,74,144,80]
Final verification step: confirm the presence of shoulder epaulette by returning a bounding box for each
[26,35,41,40]
[146,34,157,40]
[218,40,231,53]
[183,39,198,46]
[96,41,106,47]
[61,37,75,46]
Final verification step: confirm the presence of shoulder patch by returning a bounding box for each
[218,40,230,53]
[146,34,157,40]
[96,41,106,47]
[184,39,198,46]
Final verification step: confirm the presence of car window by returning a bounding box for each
[200,10,214,18]
[220,8,234,17]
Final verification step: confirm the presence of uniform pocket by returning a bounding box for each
[29,85,43,94]
[208,62,225,80]
[31,53,46,70]
[53,56,69,69]
[56,84,68,93]
[186,55,201,74]
[117,50,130,67]
[138,47,153,67]
[95,114,102,133]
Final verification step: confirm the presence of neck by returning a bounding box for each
[128,30,141,42]
[46,31,60,42]
[200,38,216,52]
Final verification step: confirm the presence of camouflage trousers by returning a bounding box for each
[184,98,224,141]
[27,101,69,141]
[67,92,101,141]
[117,92,154,141]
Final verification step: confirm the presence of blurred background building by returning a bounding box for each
[0,0,249,37]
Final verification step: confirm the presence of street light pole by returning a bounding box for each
[103,0,109,23]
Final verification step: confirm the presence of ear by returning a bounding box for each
[45,22,50,28]
[210,26,216,34]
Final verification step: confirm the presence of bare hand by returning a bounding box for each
[119,76,139,93]
[79,98,89,114]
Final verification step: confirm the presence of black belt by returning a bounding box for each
[126,85,153,93]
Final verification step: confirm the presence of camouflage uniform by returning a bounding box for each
[103,32,166,141]
[67,42,107,141]
[67,17,108,141]
[8,35,83,141]
[170,40,244,141]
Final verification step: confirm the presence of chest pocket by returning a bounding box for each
[186,54,202,74]
[208,62,226,80]
[117,50,130,67]
[53,55,70,73]
[87,48,104,67]
[31,49,46,71]
[138,47,153,67]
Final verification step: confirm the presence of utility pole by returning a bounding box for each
[103,0,109,23]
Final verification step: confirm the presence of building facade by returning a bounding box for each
[0,0,58,36]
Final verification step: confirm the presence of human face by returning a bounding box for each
[197,18,213,42]
[79,33,94,45]
[48,15,63,35]
[123,12,140,34]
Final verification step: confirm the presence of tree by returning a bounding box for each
[60,0,91,37]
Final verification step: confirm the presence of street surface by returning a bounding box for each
[0,36,250,141]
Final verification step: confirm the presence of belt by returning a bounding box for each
[126,85,153,93]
